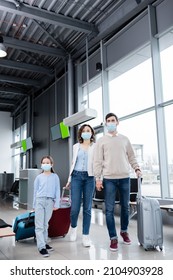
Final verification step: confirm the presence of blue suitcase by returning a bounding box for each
[13,211,35,241]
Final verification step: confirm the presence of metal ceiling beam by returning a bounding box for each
[0,74,40,86]
[0,98,16,106]
[0,59,53,76]
[0,0,98,35]
[0,86,28,95]
[4,36,66,57]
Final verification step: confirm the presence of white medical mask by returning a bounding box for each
[41,163,52,171]
[81,132,92,140]
[106,122,117,132]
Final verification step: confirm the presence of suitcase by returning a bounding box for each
[48,188,71,238]
[137,177,163,251]
[13,211,35,241]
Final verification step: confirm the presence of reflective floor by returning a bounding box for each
[0,196,173,260]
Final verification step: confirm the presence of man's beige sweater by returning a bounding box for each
[93,133,139,180]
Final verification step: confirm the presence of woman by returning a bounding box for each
[65,124,95,247]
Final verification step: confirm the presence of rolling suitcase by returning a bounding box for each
[48,188,71,238]
[137,177,163,251]
[13,211,35,241]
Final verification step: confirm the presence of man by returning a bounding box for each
[93,113,142,251]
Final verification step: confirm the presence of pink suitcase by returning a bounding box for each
[48,188,71,238]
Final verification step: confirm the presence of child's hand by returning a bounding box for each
[53,207,59,211]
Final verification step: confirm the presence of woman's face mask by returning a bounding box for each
[81,132,92,140]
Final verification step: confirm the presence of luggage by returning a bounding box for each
[13,211,35,241]
[48,188,71,238]
[137,177,163,251]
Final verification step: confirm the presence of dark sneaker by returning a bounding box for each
[46,244,54,252]
[39,248,49,257]
[120,232,131,244]
[110,239,118,251]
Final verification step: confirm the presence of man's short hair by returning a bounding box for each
[105,113,119,122]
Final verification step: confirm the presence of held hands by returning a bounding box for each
[96,180,103,191]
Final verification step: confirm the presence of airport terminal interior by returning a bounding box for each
[0,0,173,261]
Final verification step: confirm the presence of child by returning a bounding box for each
[33,155,60,257]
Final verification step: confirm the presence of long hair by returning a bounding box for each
[77,124,95,143]
[40,155,55,173]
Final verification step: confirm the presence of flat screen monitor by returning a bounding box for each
[51,122,70,140]
[21,137,33,152]
[59,122,70,139]
[50,123,61,141]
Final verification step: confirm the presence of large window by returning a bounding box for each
[108,46,154,118]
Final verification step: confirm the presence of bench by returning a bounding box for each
[0,227,15,238]
[0,218,15,238]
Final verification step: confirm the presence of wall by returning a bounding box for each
[0,112,12,173]
[32,75,70,187]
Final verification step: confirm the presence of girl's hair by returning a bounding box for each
[40,155,55,173]
[77,124,95,143]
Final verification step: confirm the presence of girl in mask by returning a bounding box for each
[33,155,60,257]
[65,124,95,247]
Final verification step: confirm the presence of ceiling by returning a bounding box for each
[0,0,156,115]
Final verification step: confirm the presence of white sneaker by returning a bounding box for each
[70,227,77,241]
[82,235,91,247]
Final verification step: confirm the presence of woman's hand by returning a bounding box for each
[64,182,70,189]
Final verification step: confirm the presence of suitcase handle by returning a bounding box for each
[137,176,142,200]
[60,188,71,206]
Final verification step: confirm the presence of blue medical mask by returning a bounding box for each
[41,163,52,171]
[106,122,117,132]
[81,132,92,140]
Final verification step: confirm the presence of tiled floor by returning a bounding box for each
[0,195,173,260]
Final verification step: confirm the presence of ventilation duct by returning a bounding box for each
[63,108,97,127]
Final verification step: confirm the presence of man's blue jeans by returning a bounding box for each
[103,177,130,240]
[71,170,95,235]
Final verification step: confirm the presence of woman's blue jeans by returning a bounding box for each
[70,170,95,235]
[103,177,130,240]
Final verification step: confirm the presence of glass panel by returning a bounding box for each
[164,105,173,198]
[108,54,154,117]
[159,32,173,102]
[118,111,161,197]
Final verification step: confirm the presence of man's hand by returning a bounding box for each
[96,180,103,191]
[136,170,142,177]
